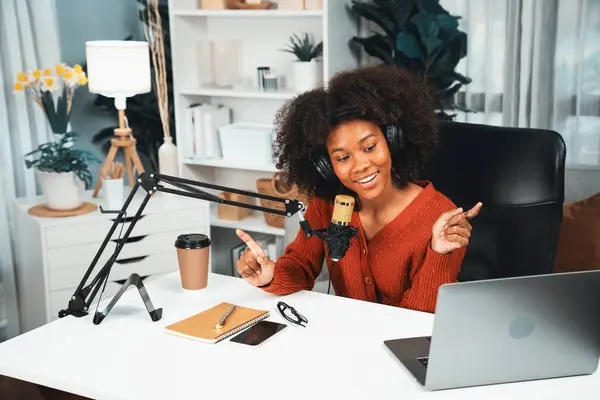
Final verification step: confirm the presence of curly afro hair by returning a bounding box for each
[272,64,439,205]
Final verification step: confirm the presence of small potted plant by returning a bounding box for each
[281,32,323,92]
[14,64,100,210]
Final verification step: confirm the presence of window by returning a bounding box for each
[442,0,600,167]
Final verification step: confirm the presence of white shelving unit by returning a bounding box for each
[168,0,358,275]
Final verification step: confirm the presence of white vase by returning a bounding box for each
[211,40,241,87]
[292,60,322,93]
[37,170,85,210]
[159,136,179,177]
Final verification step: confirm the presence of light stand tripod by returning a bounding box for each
[92,105,145,198]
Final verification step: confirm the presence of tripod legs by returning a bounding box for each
[127,146,145,182]
[124,146,145,188]
[92,140,145,198]
[124,147,135,188]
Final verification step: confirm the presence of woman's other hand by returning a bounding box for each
[431,202,483,254]
[235,229,275,287]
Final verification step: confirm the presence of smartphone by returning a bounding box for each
[230,320,286,346]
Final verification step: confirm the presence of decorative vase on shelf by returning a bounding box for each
[37,170,85,210]
[292,59,322,92]
[159,136,179,177]
[211,40,241,87]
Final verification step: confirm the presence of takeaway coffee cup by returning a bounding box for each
[174,233,211,290]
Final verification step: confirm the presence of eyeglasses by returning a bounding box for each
[277,301,308,327]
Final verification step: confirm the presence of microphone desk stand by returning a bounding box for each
[58,172,314,325]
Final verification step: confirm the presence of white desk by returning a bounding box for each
[0,272,598,399]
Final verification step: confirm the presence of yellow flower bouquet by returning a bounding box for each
[14,64,88,134]
[13,64,100,203]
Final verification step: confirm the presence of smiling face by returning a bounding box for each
[326,120,394,201]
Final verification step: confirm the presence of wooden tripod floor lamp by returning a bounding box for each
[85,40,152,198]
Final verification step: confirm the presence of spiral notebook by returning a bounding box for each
[164,302,269,344]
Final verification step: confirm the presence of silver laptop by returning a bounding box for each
[384,270,600,391]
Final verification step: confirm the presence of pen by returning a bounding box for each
[215,304,236,329]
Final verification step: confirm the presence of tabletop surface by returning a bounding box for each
[0,272,599,400]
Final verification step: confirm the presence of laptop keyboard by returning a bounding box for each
[417,357,429,368]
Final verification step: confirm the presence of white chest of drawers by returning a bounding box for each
[11,189,210,333]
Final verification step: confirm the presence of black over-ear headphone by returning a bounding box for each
[309,122,407,182]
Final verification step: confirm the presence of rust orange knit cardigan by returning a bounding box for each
[261,182,466,314]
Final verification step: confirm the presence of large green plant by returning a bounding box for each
[24,132,100,189]
[349,0,471,120]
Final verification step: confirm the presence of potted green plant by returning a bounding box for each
[349,0,472,120]
[24,132,99,210]
[14,64,100,210]
[281,32,323,92]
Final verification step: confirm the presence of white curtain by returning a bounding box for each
[442,0,600,168]
[0,0,61,340]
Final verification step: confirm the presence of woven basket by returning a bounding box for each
[217,192,253,221]
[256,173,310,228]
[197,0,237,9]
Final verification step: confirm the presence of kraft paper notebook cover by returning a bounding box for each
[164,302,269,344]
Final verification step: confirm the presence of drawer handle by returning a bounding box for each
[112,235,147,244]
[115,255,148,264]
[111,215,145,223]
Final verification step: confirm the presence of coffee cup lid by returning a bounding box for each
[175,233,211,249]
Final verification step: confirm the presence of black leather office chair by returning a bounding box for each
[421,121,566,281]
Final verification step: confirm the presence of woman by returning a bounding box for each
[235,65,482,313]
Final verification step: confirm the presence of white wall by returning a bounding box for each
[56,0,144,66]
